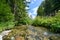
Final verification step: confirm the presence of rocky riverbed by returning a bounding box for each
[1,25,60,40]
[26,26,60,40]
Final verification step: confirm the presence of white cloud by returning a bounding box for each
[31,0,36,4]
[28,6,38,19]
[26,0,31,2]
[32,7,38,14]
[28,12,31,16]
[28,12,36,19]
[28,12,34,19]
[25,7,29,10]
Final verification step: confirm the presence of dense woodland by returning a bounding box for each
[0,0,60,33]
[37,0,60,16]
[32,0,60,33]
[0,0,31,31]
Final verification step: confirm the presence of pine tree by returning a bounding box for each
[7,0,30,25]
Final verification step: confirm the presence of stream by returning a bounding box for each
[0,30,11,40]
[26,25,41,40]
[0,25,60,40]
[26,25,60,40]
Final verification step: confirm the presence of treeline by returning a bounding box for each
[0,0,31,31]
[37,0,60,16]
[32,0,60,33]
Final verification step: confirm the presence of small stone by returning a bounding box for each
[15,36,24,40]
[44,37,49,40]
[11,37,15,40]
[43,32,48,36]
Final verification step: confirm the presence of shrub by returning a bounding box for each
[0,0,15,31]
[32,12,60,33]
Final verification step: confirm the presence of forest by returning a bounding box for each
[0,0,60,40]
[0,0,31,31]
[33,0,60,33]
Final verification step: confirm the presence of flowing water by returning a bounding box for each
[0,30,11,40]
[26,25,60,40]
[0,25,60,40]
[26,26,41,40]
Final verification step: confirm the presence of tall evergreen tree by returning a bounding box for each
[37,1,45,16]
[7,0,30,25]
[0,0,14,23]
[37,0,60,16]
[0,0,14,29]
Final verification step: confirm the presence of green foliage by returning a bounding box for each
[17,16,32,25]
[37,0,60,32]
[0,0,31,31]
[37,1,45,16]
[32,12,60,32]
[37,0,60,16]
[0,1,14,22]
[7,0,30,25]
[16,0,29,25]
[0,0,14,31]
[0,21,15,31]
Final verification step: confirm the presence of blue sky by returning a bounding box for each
[26,0,43,19]
[29,0,43,9]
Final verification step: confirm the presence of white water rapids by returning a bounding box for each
[0,30,11,40]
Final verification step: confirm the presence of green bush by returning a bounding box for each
[0,0,15,31]
[32,12,60,32]
[32,16,54,27]
[16,17,32,25]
